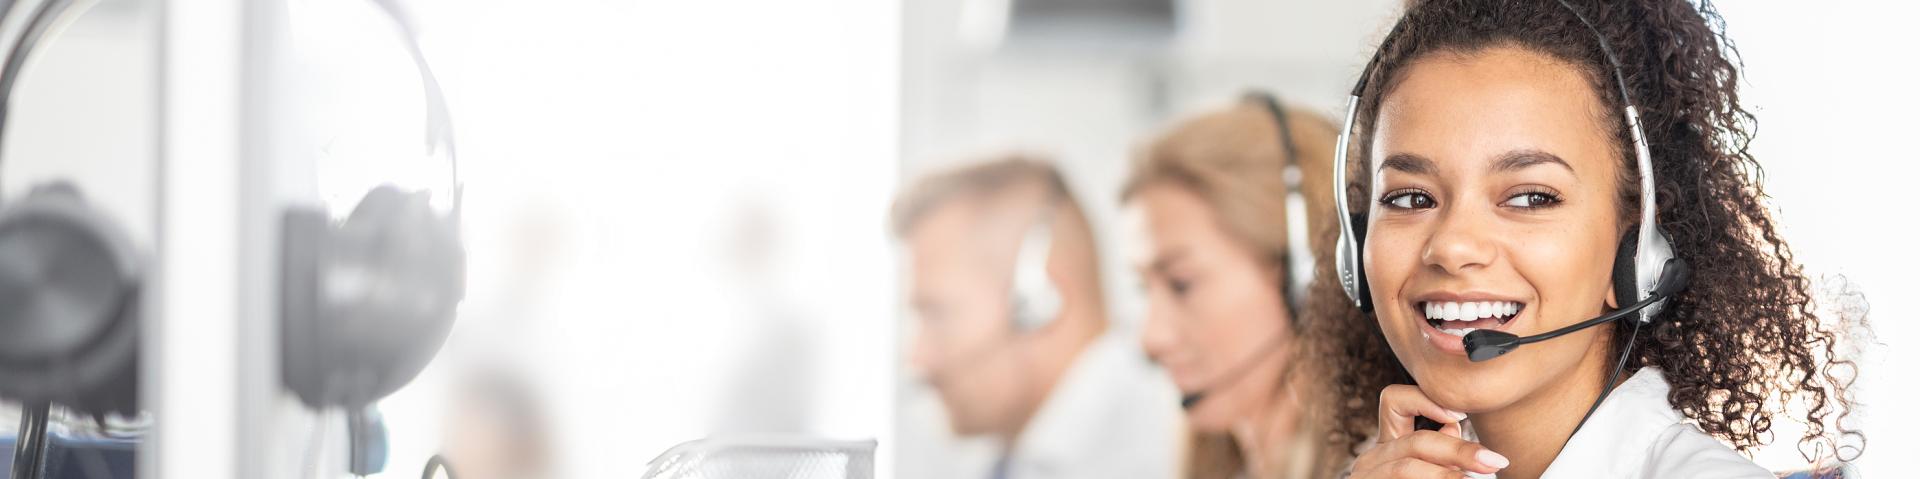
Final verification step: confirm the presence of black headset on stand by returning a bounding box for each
[1330,0,1691,431]
[277,0,464,476]
[0,0,148,477]
[1175,91,1313,411]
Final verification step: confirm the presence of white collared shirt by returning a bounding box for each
[1001,329,1182,479]
[1462,367,1773,479]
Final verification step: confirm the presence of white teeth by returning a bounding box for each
[1422,300,1523,321]
[1436,327,1478,337]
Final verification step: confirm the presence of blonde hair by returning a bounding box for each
[1122,96,1341,479]
[1122,97,1339,272]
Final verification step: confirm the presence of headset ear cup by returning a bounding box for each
[280,206,331,408]
[77,284,140,416]
[1611,224,1641,312]
[1350,213,1373,312]
[0,184,143,415]
[1009,220,1059,332]
[333,186,463,407]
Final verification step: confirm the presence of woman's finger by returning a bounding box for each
[1357,457,1465,479]
[1377,384,1468,440]
[1375,430,1509,475]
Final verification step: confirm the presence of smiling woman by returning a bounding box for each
[1306,0,1866,477]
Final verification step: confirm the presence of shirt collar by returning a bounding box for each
[1537,367,1682,478]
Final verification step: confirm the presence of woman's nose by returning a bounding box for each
[1139,297,1180,363]
[1421,207,1497,275]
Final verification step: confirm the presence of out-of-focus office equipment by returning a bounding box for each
[0,0,149,477]
[964,0,1177,51]
[274,0,463,476]
[639,435,876,479]
[343,406,388,476]
[276,0,464,413]
[0,0,144,419]
[2,429,137,479]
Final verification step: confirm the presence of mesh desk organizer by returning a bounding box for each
[639,435,876,479]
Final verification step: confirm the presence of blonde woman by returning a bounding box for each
[1123,93,1340,479]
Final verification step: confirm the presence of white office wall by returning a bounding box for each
[362,0,901,477]
[1716,1,1918,473]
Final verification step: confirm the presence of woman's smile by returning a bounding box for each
[1407,292,1529,354]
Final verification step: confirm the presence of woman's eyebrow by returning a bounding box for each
[1491,149,1576,176]
[1150,247,1190,272]
[1378,153,1436,175]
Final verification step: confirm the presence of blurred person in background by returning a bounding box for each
[432,368,553,479]
[1121,94,1343,479]
[893,157,1178,479]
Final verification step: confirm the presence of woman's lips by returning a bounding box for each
[1414,299,1524,355]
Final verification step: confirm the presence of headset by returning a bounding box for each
[1175,91,1314,410]
[914,177,1060,404]
[1332,0,1691,429]
[1246,91,1314,318]
[0,0,144,419]
[278,0,465,413]
[1009,207,1060,332]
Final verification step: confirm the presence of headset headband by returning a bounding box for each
[1245,91,1312,312]
[0,0,461,220]
[1332,0,1672,322]
[368,0,463,221]
[0,0,85,174]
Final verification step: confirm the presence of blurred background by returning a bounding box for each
[0,0,1911,477]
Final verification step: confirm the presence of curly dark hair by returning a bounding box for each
[1301,0,1866,464]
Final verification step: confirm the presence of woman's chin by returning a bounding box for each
[1429,389,1504,414]
[1409,368,1524,414]
[1182,407,1234,433]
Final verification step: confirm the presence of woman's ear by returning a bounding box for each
[1604,285,1620,310]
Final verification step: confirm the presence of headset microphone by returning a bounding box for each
[1179,394,1199,410]
[1463,258,1689,362]
[1330,0,1695,437]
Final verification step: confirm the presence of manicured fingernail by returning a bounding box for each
[1476,449,1509,469]
[1449,410,1469,421]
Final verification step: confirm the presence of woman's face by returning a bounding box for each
[1364,46,1626,413]
[1129,184,1292,431]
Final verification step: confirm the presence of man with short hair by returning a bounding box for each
[893,156,1177,479]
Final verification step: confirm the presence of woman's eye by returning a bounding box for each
[1502,191,1563,209]
[1168,278,1193,297]
[1380,191,1436,210]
